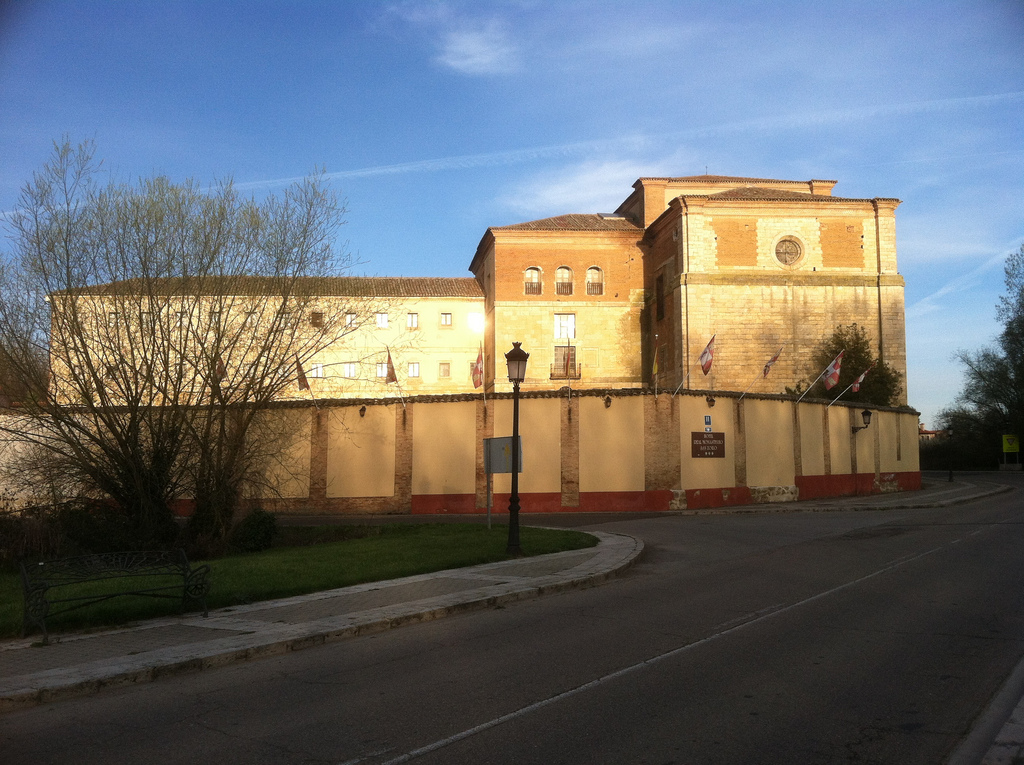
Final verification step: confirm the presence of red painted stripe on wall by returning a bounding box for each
[685,486,753,510]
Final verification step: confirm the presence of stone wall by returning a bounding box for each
[249,389,920,516]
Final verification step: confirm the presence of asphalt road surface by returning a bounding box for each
[3,476,1023,764]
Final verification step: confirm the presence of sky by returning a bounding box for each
[0,0,1022,428]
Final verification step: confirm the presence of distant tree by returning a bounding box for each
[791,323,903,406]
[936,243,1024,467]
[0,139,371,549]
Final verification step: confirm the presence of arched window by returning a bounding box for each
[555,266,573,295]
[524,267,542,295]
[586,267,604,295]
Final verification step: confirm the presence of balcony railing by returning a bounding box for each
[555,282,573,296]
[550,363,581,380]
[586,282,604,295]
[524,282,542,295]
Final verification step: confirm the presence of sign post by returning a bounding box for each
[1003,434,1020,471]
[484,436,522,529]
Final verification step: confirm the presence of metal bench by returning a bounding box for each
[20,549,211,644]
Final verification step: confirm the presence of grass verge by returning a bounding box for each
[0,524,598,639]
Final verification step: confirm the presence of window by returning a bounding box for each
[308,363,324,378]
[107,312,118,328]
[524,267,542,295]
[407,312,419,329]
[345,312,357,327]
[343,362,358,378]
[408,362,420,378]
[439,362,451,378]
[310,312,324,328]
[552,345,579,379]
[586,267,604,295]
[376,362,389,378]
[440,312,452,327]
[554,313,576,339]
[376,312,389,329]
[209,311,222,327]
[775,238,802,265]
[556,267,573,295]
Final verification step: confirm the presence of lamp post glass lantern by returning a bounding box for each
[504,342,529,556]
[852,409,873,434]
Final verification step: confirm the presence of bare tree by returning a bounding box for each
[0,139,373,547]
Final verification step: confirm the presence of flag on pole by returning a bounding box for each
[213,354,226,384]
[851,363,874,392]
[295,354,309,391]
[472,344,484,389]
[385,348,397,383]
[385,350,397,383]
[651,345,659,377]
[823,351,844,390]
[699,335,715,376]
[762,346,783,378]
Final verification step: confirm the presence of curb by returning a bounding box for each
[677,483,1013,516]
[0,531,643,713]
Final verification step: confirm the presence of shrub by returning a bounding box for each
[230,509,278,553]
[0,499,63,569]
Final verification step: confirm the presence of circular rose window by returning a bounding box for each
[775,238,802,265]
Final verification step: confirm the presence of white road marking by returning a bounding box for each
[377,543,949,764]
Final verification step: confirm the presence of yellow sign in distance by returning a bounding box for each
[1004,435,1020,453]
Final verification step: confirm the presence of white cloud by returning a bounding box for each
[497,154,696,218]
[436,20,519,75]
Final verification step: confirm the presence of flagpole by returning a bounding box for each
[795,377,820,404]
[385,345,406,409]
[673,332,716,396]
[653,333,658,398]
[740,346,784,401]
[738,372,761,400]
[566,334,572,403]
[796,348,845,404]
[295,353,319,410]
[828,364,873,407]
[826,381,855,407]
[672,365,693,396]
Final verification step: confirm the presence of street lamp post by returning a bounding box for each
[505,342,529,556]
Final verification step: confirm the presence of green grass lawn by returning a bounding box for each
[1,523,598,640]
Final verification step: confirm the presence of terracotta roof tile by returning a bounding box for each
[703,188,866,202]
[492,213,641,232]
[67,276,484,298]
[639,174,839,185]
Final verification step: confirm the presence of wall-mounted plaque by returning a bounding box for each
[691,432,726,458]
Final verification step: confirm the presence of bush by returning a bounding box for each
[230,509,278,553]
[0,499,63,569]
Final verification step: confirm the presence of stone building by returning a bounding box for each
[627,176,906,402]
[52,174,906,406]
[470,175,906,402]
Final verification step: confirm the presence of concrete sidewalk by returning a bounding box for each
[0,531,643,714]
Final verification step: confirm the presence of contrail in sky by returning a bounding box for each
[233,90,1024,191]
[906,247,1016,320]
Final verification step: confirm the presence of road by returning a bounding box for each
[3,475,1023,764]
